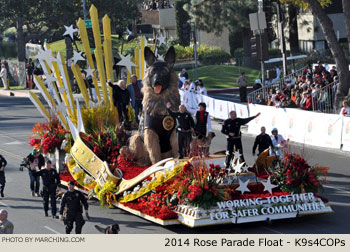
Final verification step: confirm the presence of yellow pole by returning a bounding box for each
[46,44,74,119]
[102,15,115,110]
[76,18,101,102]
[140,36,145,79]
[29,91,50,120]
[71,64,90,107]
[134,46,139,79]
[57,53,76,116]
[90,5,109,106]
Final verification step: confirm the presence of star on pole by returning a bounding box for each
[44,73,58,85]
[63,24,78,40]
[235,179,251,194]
[233,151,242,161]
[232,159,245,174]
[35,48,57,67]
[117,53,136,74]
[157,34,166,46]
[261,176,278,194]
[71,50,85,65]
[85,66,95,78]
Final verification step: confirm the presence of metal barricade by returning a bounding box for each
[311,82,335,114]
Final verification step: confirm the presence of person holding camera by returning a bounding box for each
[35,160,61,218]
[27,149,45,197]
[59,181,89,234]
[0,154,7,198]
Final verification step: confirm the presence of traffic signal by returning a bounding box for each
[250,33,268,61]
[87,27,95,51]
[182,23,191,45]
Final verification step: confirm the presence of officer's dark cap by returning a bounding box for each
[68,181,75,185]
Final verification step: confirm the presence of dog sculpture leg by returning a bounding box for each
[144,129,162,164]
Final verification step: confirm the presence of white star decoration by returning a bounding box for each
[157,34,166,46]
[63,24,78,40]
[45,73,57,85]
[157,54,164,61]
[261,176,278,194]
[233,151,242,161]
[236,179,251,194]
[117,53,136,74]
[71,51,85,65]
[58,87,67,93]
[55,102,69,115]
[233,160,245,174]
[36,48,57,67]
[85,66,95,78]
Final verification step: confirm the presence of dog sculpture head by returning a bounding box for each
[144,46,176,94]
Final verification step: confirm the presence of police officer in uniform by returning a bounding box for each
[59,181,89,234]
[0,154,7,198]
[252,126,273,156]
[222,111,260,168]
[167,102,195,159]
[35,160,61,218]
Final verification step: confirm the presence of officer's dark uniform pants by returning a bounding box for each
[239,86,247,102]
[43,187,57,215]
[65,212,85,234]
[178,131,192,158]
[0,173,5,195]
[225,137,245,168]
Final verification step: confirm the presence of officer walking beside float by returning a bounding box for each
[59,181,89,234]
[35,159,61,218]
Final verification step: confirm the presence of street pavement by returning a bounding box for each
[0,95,349,234]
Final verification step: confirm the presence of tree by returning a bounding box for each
[282,0,350,110]
[342,0,350,56]
[185,0,258,67]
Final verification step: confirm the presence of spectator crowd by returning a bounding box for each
[254,61,350,115]
[142,0,173,10]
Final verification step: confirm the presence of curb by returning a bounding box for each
[0,89,39,98]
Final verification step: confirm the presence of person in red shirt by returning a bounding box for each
[303,91,313,111]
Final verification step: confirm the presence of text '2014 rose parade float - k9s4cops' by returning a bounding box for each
[27,5,332,228]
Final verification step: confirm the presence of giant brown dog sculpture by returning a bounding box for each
[129,46,180,165]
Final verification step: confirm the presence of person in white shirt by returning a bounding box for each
[0,64,9,90]
[272,65,281,83]
[197,80,207,96]
[340,100,350,116]
[269,128,288,158]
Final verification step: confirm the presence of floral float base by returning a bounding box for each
[174,192,333,228]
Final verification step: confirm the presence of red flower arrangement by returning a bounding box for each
[29,119,69,154]
[273,153,329,194]
[171,161,226,209]
[122,182,178,220]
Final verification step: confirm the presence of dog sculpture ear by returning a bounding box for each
[164,46,176,69]
[144,46,157,67]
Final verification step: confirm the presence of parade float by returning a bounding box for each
[27,5,332,228]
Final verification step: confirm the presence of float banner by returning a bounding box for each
[342,116,350,151]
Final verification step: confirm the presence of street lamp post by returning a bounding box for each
[192,22,198,80]
[258,0,265,85]
[82,0,87,20]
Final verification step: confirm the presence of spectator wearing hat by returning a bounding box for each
[35,160,61,218]
[127,74,143,123]
[0,209,13,234]
[303,91,313,111]
[27,149,45,197]
[237,72,248,102]
[340,100,350,116]
[59,180,89,234]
